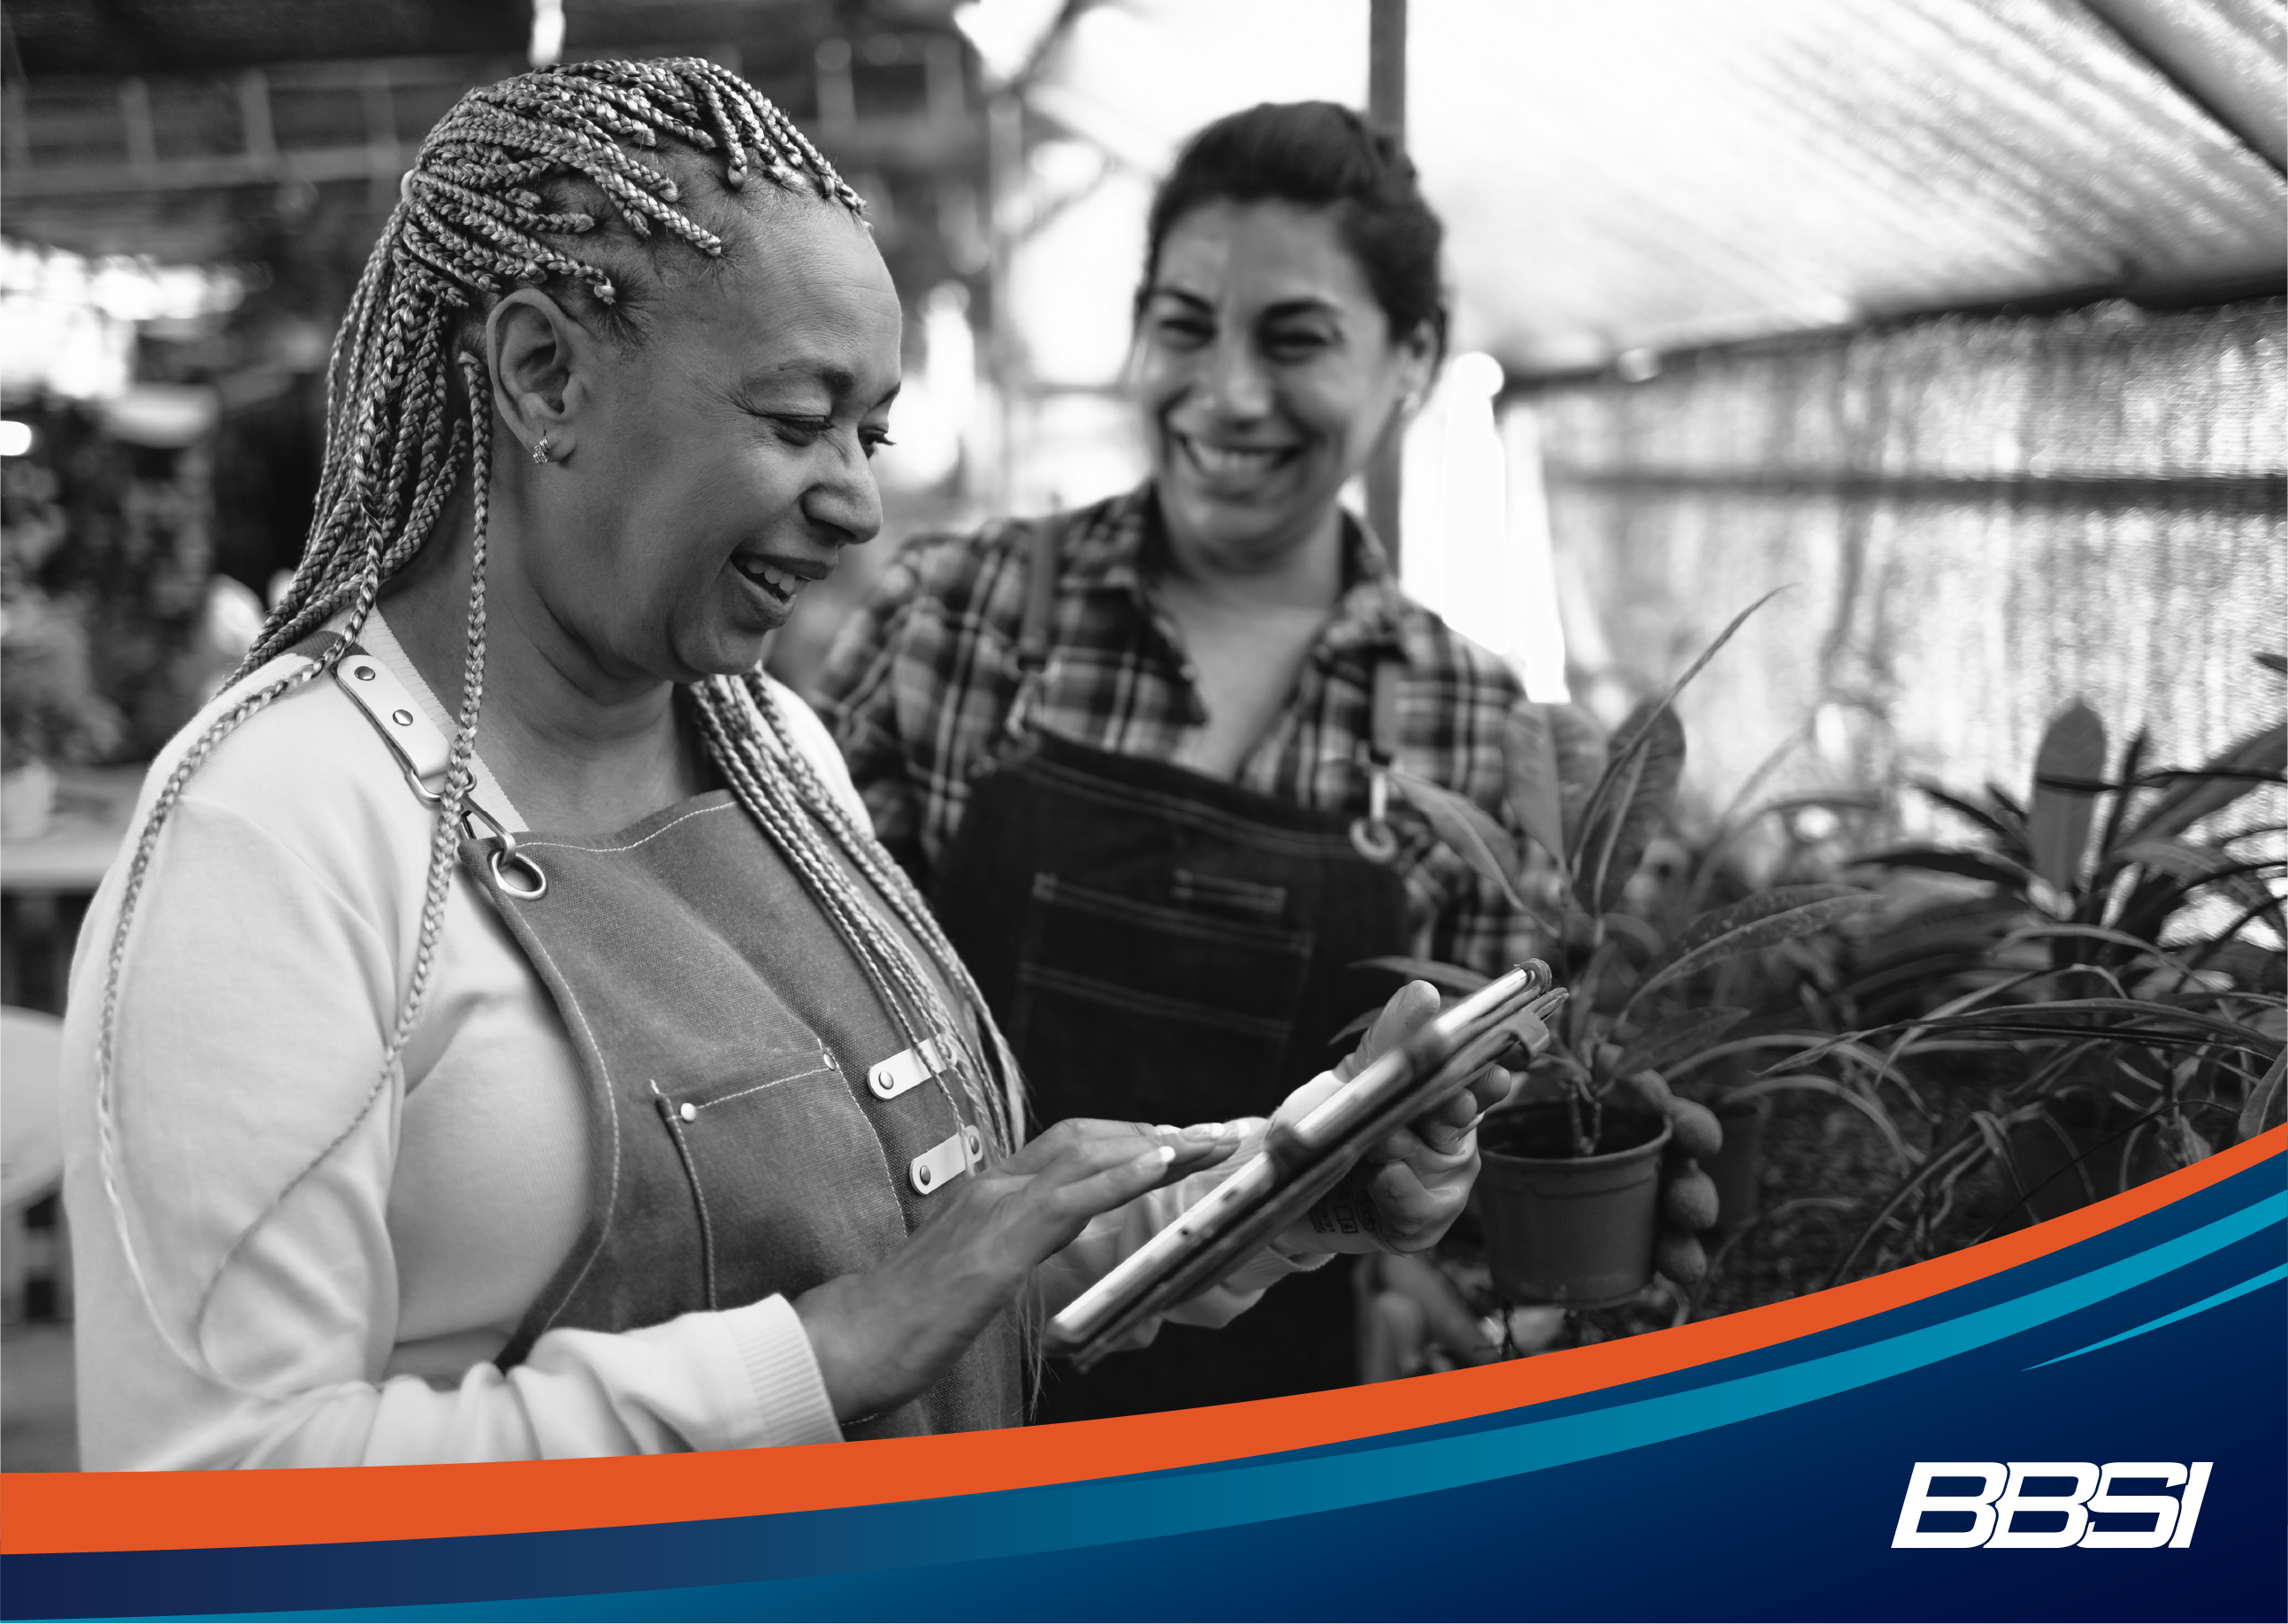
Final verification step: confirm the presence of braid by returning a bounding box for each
[93,59,884,1383]
[691,679,1024,1153]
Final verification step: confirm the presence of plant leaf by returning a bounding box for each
[2126,724,2288,844]
[1387,769,1527,910]
[2238,1053,2284,1141]
[2091,727,2149,873]
[1567,588,1785,871]
[1721,1074,1920,1168]
[1912,780,2020,846]
[1611,1006,1749,1080]
[1500,704,1570,869]
[2113,836,2238,883]
[1580,701,1685,915]
[2029,701,2108,894]
[1624,885,1883,1016]
[1852,845,2033,892]
[1543,704,1608,854]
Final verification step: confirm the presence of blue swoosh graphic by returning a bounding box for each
[740,1188,2287,1568]
[2025,1260,2288,1368]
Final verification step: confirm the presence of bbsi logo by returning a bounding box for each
[1893,1462,2212,1549]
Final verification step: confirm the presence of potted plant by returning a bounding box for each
[0,592,124,839]
[1366,595,1884,1307]
[1812,674,2285,1283]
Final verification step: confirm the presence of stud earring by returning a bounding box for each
[531,433,552,465]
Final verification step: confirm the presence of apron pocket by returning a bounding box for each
[651,1046,909,1310]
[1013,875,1313,1125]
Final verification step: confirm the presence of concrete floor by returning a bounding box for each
[2,1321,78,1471]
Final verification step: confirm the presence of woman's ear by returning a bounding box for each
[483,291,593,463]
[1392,318,1441,419]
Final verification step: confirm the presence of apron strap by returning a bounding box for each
[1016,513,1060,676]
[1350,655,1404,863]
[299,630,540,897]
[1002,513,1069,742]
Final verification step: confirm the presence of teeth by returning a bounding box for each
[1188,441,1287,478]
[737,558,802,600]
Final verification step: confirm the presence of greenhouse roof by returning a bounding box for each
[1024,0,2286,374]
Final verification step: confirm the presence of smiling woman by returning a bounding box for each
[58,63,1511,1470]
[817,103,1597,1423]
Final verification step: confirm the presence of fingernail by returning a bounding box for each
[1181,1122,1228,1140]
[1151,1145,1176,1168]
[1154,1124,1180,1136]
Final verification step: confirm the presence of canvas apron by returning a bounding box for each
[315,634,1022,1439]
[930,519,1411,1422]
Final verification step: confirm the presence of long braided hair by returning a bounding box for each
[95,59,1022,1380]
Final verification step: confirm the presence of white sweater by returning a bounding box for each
[59,615,1312,1470]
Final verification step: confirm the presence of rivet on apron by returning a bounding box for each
[351,663,377,681]
[909,1131,968,1195]
[679,1102,698,1123]
[962,1123,984,1168]
[391,708,415,727]
[869,1034,948,1100]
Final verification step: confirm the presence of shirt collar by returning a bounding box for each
[1071,482,1411,658]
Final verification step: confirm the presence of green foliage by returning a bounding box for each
[0,592,125,773]
[1366,593,1879,1160]
[1823,678,2285,1283]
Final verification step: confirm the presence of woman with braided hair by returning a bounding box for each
[57,60,1504,1468]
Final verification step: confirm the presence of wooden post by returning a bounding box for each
[984,86,1023,511]
[1365,0,1407,564]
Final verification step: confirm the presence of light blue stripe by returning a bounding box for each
[929,1191,2288,1558]
[104,1185,2288,1624]
[2025,1260,2288,1367]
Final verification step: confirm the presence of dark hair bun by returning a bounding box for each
[1141,101,1448,357]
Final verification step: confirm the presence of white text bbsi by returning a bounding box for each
[1892,1461,2212,1548]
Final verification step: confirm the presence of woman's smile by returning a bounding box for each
[1171,431,1305,494]
[730,548,830,615]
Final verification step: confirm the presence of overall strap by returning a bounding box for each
[1350,655,1405,863]
[1016,513,1060,676]
[295,630,540,898]
[1002,513,1068,743]
[1366,656,1404,768]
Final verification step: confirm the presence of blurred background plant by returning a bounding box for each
[1356,644,2285,1359]
[1799,678,2286,1285]
[1,452,125,839]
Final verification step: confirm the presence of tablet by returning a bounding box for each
[1045,962,1564,1370]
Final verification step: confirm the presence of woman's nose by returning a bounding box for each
[1199,335,1274,419]
[803,437,884,546]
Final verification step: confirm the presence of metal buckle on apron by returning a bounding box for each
[459,795,548,901]
[869,1034,953,1099]
[1350,760,1400,862]
[1348,656,1404,862]
[909,1130,970,1194]
[334,646,547,899]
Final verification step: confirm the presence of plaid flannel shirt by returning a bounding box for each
[815,485,1541,978]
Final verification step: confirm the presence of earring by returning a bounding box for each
[530,433,552,465]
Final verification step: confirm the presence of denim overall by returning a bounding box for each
[317,634,1023,1440]
[931,519,1410,1421]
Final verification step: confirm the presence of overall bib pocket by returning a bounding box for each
[650,1041,907,1311]
[1012,874,1313,1125]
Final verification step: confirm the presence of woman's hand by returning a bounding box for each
[1272,979,1542,1257]
[792,1118,1240,1423]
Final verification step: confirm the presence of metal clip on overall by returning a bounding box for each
[1350,658,1404,862]
[326,640,548,900]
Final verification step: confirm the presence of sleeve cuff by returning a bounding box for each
[721,1295,843,1448]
